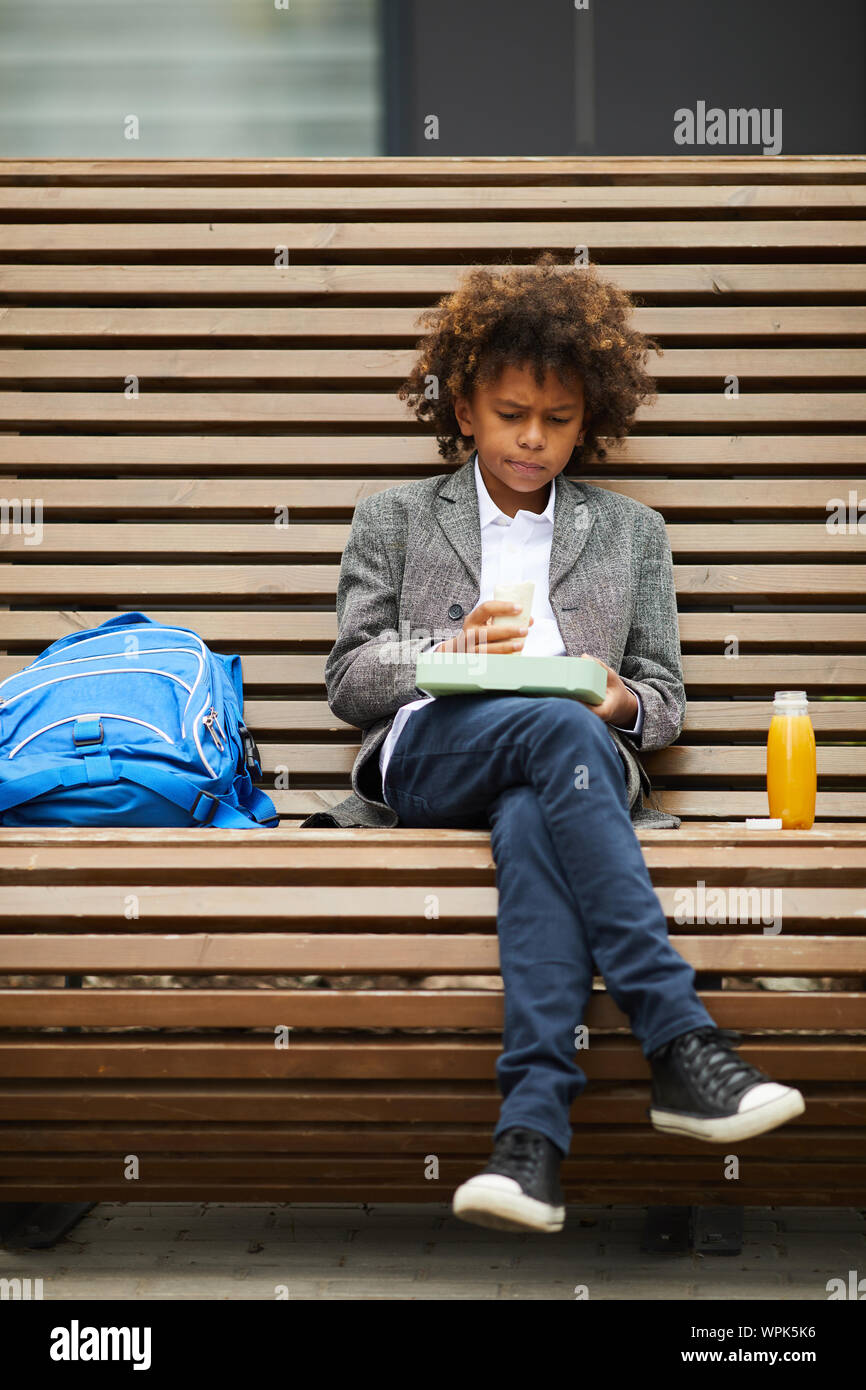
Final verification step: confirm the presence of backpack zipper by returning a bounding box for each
[9,704,220,782]
[203,706,225,751]
[192,699,220,777]
[0,667,192,710]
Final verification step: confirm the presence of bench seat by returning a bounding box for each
[0,824,863,1205]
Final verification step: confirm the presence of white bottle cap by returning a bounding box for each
[773,690,808,708]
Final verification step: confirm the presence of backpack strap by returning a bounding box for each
[114,761,279,828]
[0,756,278,828]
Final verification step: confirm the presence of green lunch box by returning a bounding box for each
[414,650,608,705]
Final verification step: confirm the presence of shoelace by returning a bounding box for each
[666,1026,769,1108]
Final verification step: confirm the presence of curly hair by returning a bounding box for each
[397,252,662,474]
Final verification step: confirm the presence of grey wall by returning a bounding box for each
[385,0,865,155]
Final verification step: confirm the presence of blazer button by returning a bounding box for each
[447,602,464,621]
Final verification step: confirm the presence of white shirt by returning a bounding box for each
[378,453,643,806]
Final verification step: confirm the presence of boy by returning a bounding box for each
[302,255,805,1234]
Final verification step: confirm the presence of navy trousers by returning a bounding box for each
[382,693,716,1158]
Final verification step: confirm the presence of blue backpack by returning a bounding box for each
[0,612,279,828]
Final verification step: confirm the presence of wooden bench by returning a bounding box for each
[0,156,864,1228]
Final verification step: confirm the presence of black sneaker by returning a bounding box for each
[451,1127,566,1233]
[648,1025,805,1142]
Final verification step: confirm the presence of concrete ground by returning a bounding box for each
[1,1203,863,1300]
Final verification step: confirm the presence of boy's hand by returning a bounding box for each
[434,600,533,656]
[579,652,639,726]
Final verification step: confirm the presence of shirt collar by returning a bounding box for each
[473,450,555,528]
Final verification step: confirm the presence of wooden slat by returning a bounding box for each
[0,1082,860,1126]
[4,347,866,380]
[0,989,863,1030]
[2,521,863,559]
[0,823,862,845]
[0,852,862,890]
[3,616,866,656]
[0,834,862,879]
[639,746,866,778]
[0,933,863,972]
[5,1153,861,1182]
[1,564,864,600]
[649,791,866,819]
[0,882,862,926]
[2,264,865,298]
[4,220,866,252]
[222,742,866,780]
[2,178,865,209]
[1,1124,862,1159]
[3,390,866,425]
[2,157,863,182]
[289,790,866,820]
[1,306,865,340]
[0,478,861,517]
[0,1037,860,1082]
[4,656,863,697]
[1,1158,863,1189]
[0,434,862,472]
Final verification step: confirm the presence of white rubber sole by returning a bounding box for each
[650,1083,806,1142]
[452,1173,565,1233]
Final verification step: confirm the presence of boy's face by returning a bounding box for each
[454,361,590,516]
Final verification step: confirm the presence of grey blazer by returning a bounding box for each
[302,455,685,831]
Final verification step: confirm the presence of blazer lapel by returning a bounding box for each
[548,470,595,603]
[432,451,596,608]
[432,453,483,590]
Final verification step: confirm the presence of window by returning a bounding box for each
[0,0,382,156]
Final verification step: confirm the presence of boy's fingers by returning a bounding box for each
[470,619,528,636]
[476,635,526,648]
[477,602,515,615]
[461,628,525,647]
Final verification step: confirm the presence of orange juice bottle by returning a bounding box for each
[766,690,816,829]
